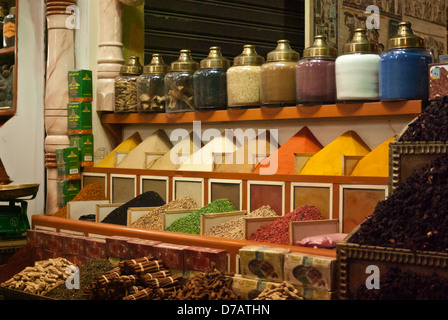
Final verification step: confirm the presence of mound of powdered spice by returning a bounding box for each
[130,197,198,230]
[349,153,448,253]
[249,205,324,245]
[101,191,165,226]
[52,184,108,218]
[166,199,237,235]
[205,205,278,240]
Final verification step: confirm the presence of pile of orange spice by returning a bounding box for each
[51,183,108,218]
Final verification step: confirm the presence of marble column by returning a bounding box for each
[97,0,124,111]
[44,12,76,214]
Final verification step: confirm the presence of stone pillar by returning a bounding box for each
[97,0,124,111]
[44,6,76,214]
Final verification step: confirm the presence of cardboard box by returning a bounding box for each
[231,275,278,300]
[85,237,107,259]
[62,234,86,256]
[105,236,133,259]
[183,246,227,272]
[128,239,161,259]
[68,70,93,102]
[429,63,448,100]
[283,252,336,292]
[153,243,189,270]
[57,179,81,208]
[67,102,93,135]
[239,245,289,282]
[56,147,81,181]
[69,134,94,167]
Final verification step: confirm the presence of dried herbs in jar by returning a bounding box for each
[115,56,143,113]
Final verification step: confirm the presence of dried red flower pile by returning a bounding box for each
[249,205,324,245]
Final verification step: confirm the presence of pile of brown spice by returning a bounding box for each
[51,183,108,218]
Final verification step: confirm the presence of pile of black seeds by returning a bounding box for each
[350,153,448,253]
[400,96,448,142]
[101,191,165,225]
[45,259,114,300]
[350,268,448,300]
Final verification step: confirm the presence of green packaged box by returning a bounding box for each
[70,134,94,167]
[57,179,81,208]
[68,69,93,102]
[67,102,93,135]
[56,147,81,180]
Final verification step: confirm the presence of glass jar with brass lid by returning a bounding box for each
[227,45,265,108]
[193,46,230,110]
[335,28,380,101]
[115,56,143,113]
[379,21,433,101]
[165,50,199,113]
[137,54,169,113]
[296,35,337,104]
[260,40,300,107]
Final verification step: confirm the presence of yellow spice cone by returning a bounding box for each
[350,136,395,177]
[94,131,142,168]
[299,130,371,176]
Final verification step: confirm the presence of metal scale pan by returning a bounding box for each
[0,184,40,201]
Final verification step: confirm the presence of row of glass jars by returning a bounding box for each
[114,21,433,113]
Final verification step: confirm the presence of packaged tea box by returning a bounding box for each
[69,134,94,167]
[57,179,81,208]
[56,147,81,180]
[68,69,93,102]
[284,252,336,292]
[67,102,93,135]
[239,245,288,282]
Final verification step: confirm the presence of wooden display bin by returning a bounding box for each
[337,224,448,300]
[289,219,339,245]
[200,211,247,235]
[243,216,278,240]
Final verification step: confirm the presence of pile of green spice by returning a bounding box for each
[44,259,114,300]
[166,199,237,235]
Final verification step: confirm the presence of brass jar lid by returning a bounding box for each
[233,45,265,66]
[387,21,424,49]
[171,49,199,72]
[120,56,143,75]
[199,46,230,69]
[303,35,337,58]
[267,40,300,62]
[344,28,378,54]
[143,54,169,74]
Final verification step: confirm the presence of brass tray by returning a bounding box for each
[0,184,40,201]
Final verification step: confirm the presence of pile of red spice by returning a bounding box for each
[0,243,39,283]
[249,205,324,245]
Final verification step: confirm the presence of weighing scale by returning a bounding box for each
[0,184,39,239]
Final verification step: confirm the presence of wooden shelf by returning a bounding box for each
[101,100,422,125]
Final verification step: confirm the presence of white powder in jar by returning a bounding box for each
[227,66,261,107]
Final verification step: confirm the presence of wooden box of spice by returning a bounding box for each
[183,246,228,272]
[336,224,448,300]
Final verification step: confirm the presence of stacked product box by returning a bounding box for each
[56,147,81,208]
[235,245,336,300]
[67,70,94,168]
